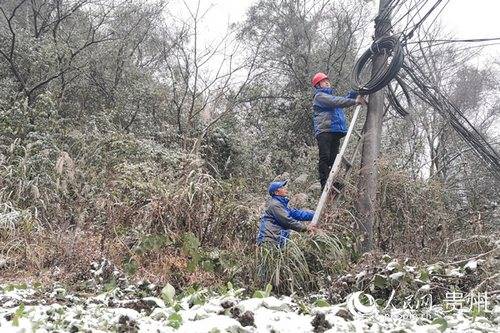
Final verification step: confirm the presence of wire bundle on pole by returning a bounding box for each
[351,35,404,95]
[347,0,500,179]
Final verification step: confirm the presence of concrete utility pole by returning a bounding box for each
[355,0,392,253]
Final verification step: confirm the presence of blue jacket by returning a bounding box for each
[256,195,314,247]
[312,88,357,137]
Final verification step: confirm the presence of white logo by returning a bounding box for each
[346,291,378,316]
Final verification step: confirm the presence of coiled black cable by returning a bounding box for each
[351,35,404,95]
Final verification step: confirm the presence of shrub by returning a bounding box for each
[253,232,349,294]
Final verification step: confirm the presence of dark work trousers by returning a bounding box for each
[317,132,344,190]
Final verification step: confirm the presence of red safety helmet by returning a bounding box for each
[311,72,329,87]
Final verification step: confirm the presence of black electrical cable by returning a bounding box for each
[386,75,412,117]
[376,0,400,24]
[351,1,446,96]
[387,85,408,117]
[405,0,450,55]
[380,0,428,37]
[400,0,434,38]
[351,0,500,179]
[407,37,500,45]
[402,58,500,180]
[404,0,444,40]
[351,35,404,95]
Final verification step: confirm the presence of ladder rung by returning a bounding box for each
[342,156,352,168]
[331,185,341,194]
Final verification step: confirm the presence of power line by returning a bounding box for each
[410,41,500,53]
[403,0,445,40]
[378,0,448,41]
[400,0,435,37]
[377,0,403,24]
[402,55,500,180]
[406,0,451,54]
[408,37,500,45]
[353,0,500,179]
[376,0,398,21]
[453,42,500,52]
[379,0,425,36]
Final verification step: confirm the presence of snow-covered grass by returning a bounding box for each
[0,283,498,333]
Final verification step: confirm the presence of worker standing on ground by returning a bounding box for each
[311,72,367,191]
[256,180,315,247]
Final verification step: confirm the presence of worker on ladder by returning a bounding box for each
[311,72,367,191]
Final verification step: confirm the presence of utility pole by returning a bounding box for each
[355,0,392,253]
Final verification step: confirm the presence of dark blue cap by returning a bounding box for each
[268,180,288,195]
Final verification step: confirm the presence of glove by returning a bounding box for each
[346,90,358,99]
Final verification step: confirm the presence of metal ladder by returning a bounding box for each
[310,105,365,226]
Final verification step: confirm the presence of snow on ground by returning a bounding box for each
[0,283,498,333]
